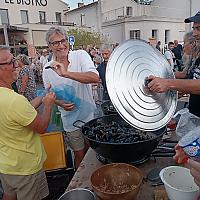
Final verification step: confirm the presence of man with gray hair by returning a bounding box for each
[43,26,99,168]
[0,45,56,200]
[147,11,200,187]
[148,11,200,117]
[97,44,113,101]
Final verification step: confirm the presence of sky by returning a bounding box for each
[64,0,96,9]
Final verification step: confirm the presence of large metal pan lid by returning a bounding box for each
[106,40,177,131]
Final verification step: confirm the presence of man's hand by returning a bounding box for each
[188,159,200,187]
[173,144,188,164]
[147,75,170,93]
[42,92,56,106]
[51,61,69,77]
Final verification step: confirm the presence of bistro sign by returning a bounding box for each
[4,0,48,6]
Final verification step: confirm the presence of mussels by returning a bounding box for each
[84,121,155,143]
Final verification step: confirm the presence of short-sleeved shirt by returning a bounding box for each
[172,44,183,60]
[0,87,46,175]
[17,65,37,101]
[164,50,174,70]
[40,55,49,68]
[43,50,99,132]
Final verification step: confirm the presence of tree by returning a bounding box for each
[67,28,110,48]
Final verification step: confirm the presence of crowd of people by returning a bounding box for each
[156,39,184,72]
[1,9,200,200]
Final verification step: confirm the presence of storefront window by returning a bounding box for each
[152,29,158,39]
[130,30,140,39]
[39,11,46,23]
[165,30,170,44]
[21,10,29,24]
[56,12,62,25]
[126,7,132,16]
[0,9,9,25]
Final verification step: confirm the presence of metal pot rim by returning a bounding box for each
[59,188,96,199]
[82,114,166,145]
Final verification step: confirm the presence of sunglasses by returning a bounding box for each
[0,58,17,68]
[49,39,67,47]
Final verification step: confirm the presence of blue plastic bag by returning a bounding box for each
[37,84,96,124]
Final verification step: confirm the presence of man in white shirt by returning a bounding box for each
[43,27,99,168]
[164,42,175,70]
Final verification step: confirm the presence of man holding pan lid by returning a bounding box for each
[148,10,200,118]
[148,11,200,187]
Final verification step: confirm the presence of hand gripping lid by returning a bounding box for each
[106,40,177,131]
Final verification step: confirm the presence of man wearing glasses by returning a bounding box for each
[0,46,56,200]
[43,27,99,169]
[147,11,200,117]
[146,11,200,188]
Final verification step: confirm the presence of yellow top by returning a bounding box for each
[0,87,46,175]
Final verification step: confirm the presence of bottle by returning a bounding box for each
[178,127,200,162]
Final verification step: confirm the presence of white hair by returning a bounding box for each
[46,26,67,45]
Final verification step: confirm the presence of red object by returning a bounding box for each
[167,120,176,130]
[182,156,189,164]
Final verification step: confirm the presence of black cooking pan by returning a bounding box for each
[73,114,166,163]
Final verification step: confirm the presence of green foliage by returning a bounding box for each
[67,28,109,48]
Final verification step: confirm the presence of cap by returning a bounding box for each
[185,11,200,23]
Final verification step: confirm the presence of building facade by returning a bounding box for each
[65,0,200,49]
[0,0,81,56]
[1,0,200,54]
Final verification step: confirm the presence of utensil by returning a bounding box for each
[45,66,54,69]
[91,163,143,200]
[74,114,166,163]
[106,39,177,131]
[58,188,96,200]
[160,166,199,200]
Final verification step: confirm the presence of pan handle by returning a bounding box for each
[151,152,175,157]
[73,120,86,128]
[144,77,153,87]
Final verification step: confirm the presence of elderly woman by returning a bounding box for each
[16,54,37,101]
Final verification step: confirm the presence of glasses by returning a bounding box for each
[0,58,17,68]
[192,26,200,31]
[49,39,67,47]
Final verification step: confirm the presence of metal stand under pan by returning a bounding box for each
[96,153,150,166]
[96,143,175,166]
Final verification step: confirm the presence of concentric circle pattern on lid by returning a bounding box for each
[106,40,177,131]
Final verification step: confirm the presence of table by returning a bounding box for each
[67,148,176,199]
